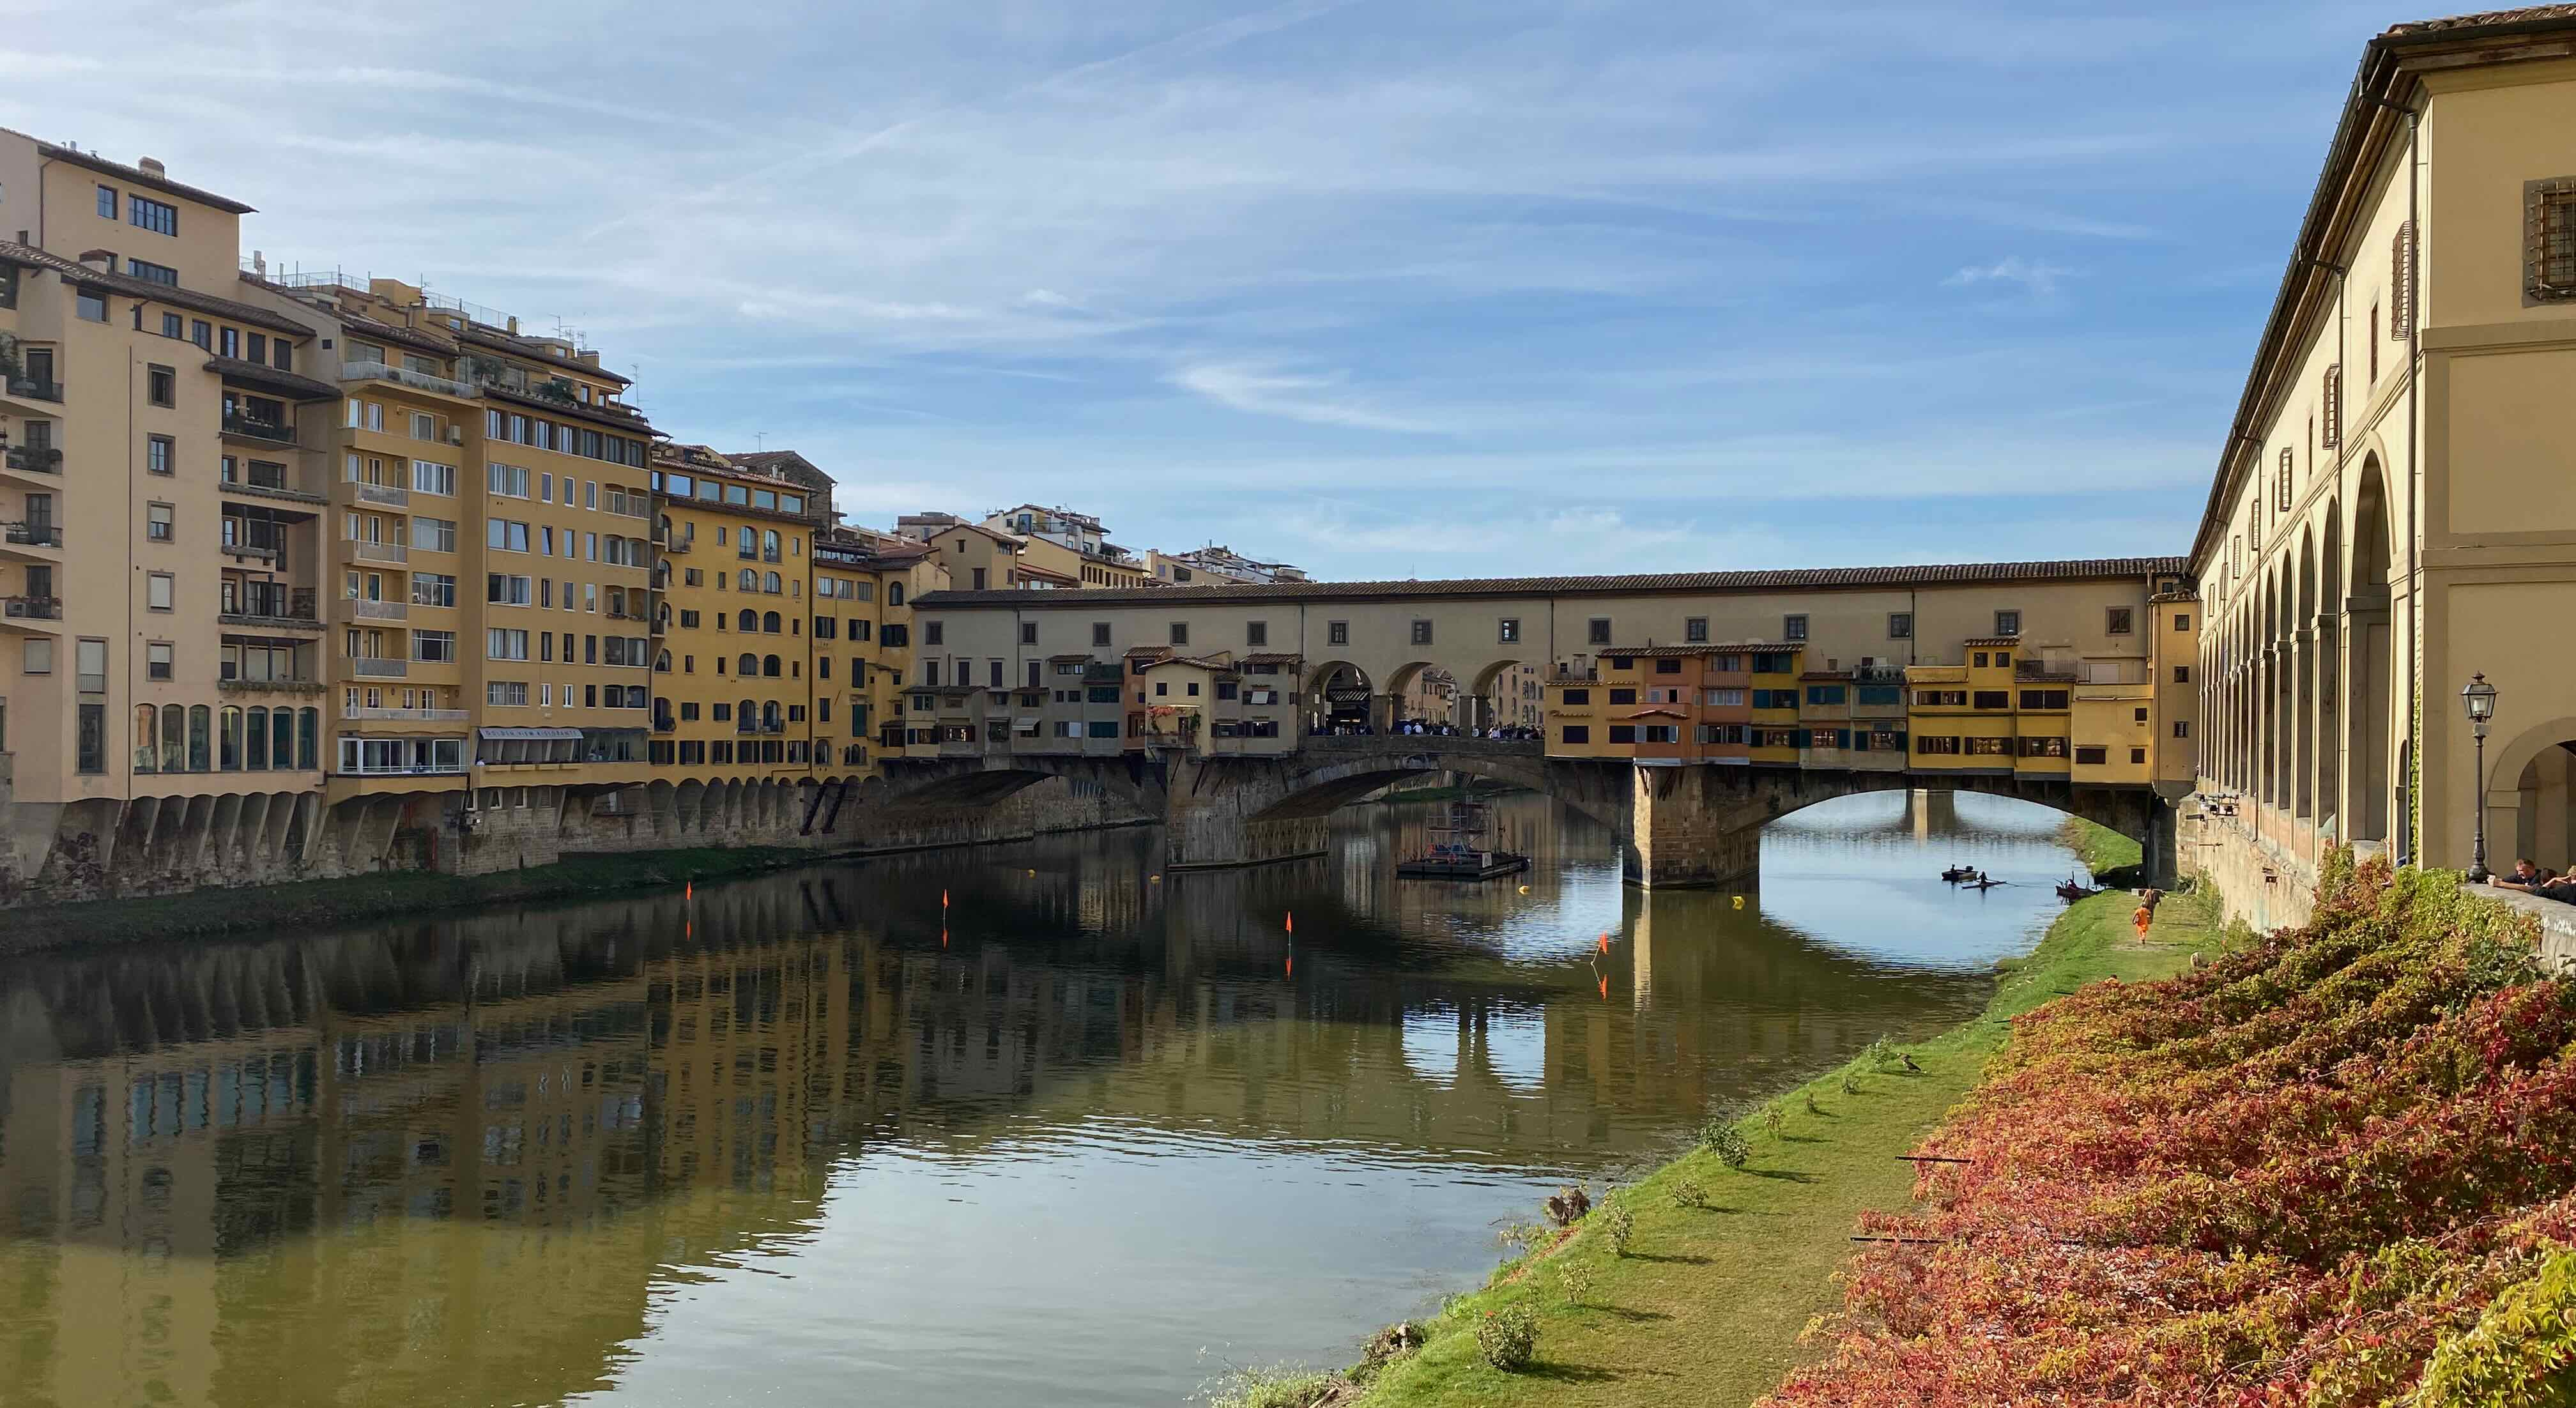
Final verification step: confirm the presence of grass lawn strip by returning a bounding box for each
[1321,886,2218,1408]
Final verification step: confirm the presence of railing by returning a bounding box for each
[337,763,466,777]
[221,538,282,562]
[218,677,324,693]
[350,657,408,678]
[1,521,61,548]
[4,446,61,474]
[3,376,63,403]
[3,595,61,620]
[342,705,468,721]
[220,609,324,631]
[658,535,691,554]
[224,478,327,507]
[348,539,409,565]
[338,360,481,399]
[2015,659,2080,682]
[351,482,410,508]
[220,412,296,445]
[343,598,408,622]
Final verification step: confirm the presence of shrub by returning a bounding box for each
[2410,1248,2576,1407]
[1806,1089,1825,1116]
[1475,1304,1540,1372]
[1671,1178,1709,1209]
[1597,1202,1636,1257]
[1839,1069,1862,1096]
[1555,1259,1597,1306]
[1201,1364,1344,1408]
[1544,1184,1591,1227]
[1699,1118,1751,1168]
[1352,1322,1425,1382]
[1762,1103,1786,1139]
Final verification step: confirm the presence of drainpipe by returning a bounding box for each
[2402,100,2422,866]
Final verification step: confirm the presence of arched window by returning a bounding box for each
[762,611,781,634]
[762,529,779,559]
[739,654,758,677]
[187,705,211,772]
[297,708,318,770]
[218,706,243,770]
[763,571,780,594]
[889,581,905,607]
[160,705,185,773]
[762,655,781,678]
[738,609,758,632]
[762,701,781,728]
[133,705,157,773]
[273,709,295,769]
[739,569,756,592]
[738,698,756,731]
[655,649,673,673]
[246,707,269,769]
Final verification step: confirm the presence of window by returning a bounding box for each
[1608,687,1637,705]
[1171,622,1190,647]
[2173,612,2191,632]
[1409,620,1432,646]
[1684,616,1708,643]
[415,631,457,662]
[2172,720,2191,739]
[128,193,178,236]
[487,629,530,661]
[1091,622,1111,647]
[923,621,943,646]
[190,319,210,349]
[486,519,530,553]
[76,290,107,323]
[220,327,238,358]
[1989,609,2020,638]
[1328,621,1349,647]
[127,258,178,286]
[2018,689,2069,710]
[2322,365,2342,448]
[160,312,181,338]
[1560,725,1591,745]
[2173,665,2191,684]
[486,574,532,606]
[2106,607,2133,635]
[412,516,457,553]
[2533,180,2576,302]
[1587,618,1611,645]
[22,639,49,674]
[148,364,175,406]
[146,502,173,541]
[96,183,118,218]
[1972,690,2009,710]
[144,434,174,476]
[1246,620,1268,648]
[2074,745,2108,765]
[488,682,529,707]
[411,460,456,495]
[1887,612,1912,639]
[1607,725,1637,744]
[489,463,530,497]
[2134,707,2149,723]
[2276,447,2294,512]
[1561,688,1590,705]
[147,642,172,681]
[1782,613,1807,641]
[75,638,106,694]
[146,572,174,611]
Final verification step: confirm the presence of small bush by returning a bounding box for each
[1476,1304,1540,1372]
[1762,1103,1786,1139]
[1353,1322,1425,1381]
[1496,1221,1548,1255]
[1699,1118,1752,1168]
[1200,1364,1344,1408]
[1671,1178,1709,1209]
[1805,1089,1825,1116]
[1544,1184,1591,1227]
[1597,1202,1636,1257]
[1839,1069,1862,1096]
[1555,1259,1598,1306]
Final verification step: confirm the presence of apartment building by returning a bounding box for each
[1144,545,1308,586]
[0,137,332,846]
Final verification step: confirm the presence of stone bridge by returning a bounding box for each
[873,736,2175,888]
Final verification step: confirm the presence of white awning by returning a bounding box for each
[478,726,582,741]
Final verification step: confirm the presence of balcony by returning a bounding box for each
[222,477,326,507]
[342,705,470,722]
[657,534,691,555]
[220,593,325,631]
[337,597,408,623]
[337,360,481,401]
[347,539,409,565]
[220,411,297,446]
[218,676,325,694]
[2,595,61,623]
[1,376,62,406]
[349,482,410,509]
[350,657,408,678]
[2,446,61,476]
[0,521,62,551]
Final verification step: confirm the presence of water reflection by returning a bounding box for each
[0,789,2083,1407]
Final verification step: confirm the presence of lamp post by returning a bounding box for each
[2461,673,2497,883]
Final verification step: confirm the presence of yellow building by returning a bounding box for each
[1747,647,1804,765]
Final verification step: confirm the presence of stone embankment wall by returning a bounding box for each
[0,776,1151,908]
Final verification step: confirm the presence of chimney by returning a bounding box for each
[506,315,519,335]
[138,157,165,176]
[251,249,265,276]
[77,249,113,271]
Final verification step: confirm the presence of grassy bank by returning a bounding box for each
[0,845,814,953]
[2058,816,2143,878]
[1238,886,2218,1408]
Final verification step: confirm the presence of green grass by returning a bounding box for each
[2058,817,2143,878]
[1346,885,2221,1408]
[0,845,813,952]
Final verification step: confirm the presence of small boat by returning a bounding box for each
[1960,877,2006,891]
[1398,801,1531,882]
[2055,880,2101,902]
[1940,866,1973,884]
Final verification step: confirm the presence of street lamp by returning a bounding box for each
[2461,673,2498,883]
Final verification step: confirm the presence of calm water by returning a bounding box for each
[0,790,2088,1407]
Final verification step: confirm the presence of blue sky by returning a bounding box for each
[16,1,2413,578]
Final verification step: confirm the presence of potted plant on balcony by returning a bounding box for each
[534,376,579,406]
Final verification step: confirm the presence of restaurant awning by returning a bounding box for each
[478,726,582,741]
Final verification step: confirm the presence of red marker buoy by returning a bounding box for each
[1598,933,1610,954]
[1599,975,1609,1000]
[942,889,949,908]
[1285,912,1294,934]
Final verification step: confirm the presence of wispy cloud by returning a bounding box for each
[1943,256,2077,296]
[1170,363,1445,433]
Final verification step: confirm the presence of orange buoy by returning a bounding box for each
[1285,912,1294,934]
[1599,975,1609,999]
[1598,933,1610,954]
[942,889,949,907]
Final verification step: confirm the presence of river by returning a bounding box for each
[0,788,2089,1406]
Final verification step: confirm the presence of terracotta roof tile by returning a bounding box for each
[2386,4,2576,35]
[1239,652,1304,665]
[0,243,314,336]
[204,355,338,401]
[38,145,255,213]
[917,556,2186,609]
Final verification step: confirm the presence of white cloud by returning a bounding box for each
[1943,256,2077,296]
[1169,363,1445,433]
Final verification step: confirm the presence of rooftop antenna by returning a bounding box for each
[756,431,768,452]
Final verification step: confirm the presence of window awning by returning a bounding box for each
[479,726,581,741]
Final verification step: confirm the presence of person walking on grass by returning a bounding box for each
[2131,898,2154,944]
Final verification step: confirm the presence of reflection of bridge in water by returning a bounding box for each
[0,804,1997,1406]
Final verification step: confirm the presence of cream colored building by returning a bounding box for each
[2186,8,2576,926]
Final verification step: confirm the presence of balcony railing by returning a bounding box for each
[1,521,62,548]
[219,606,323,631]
[220,412,296,445]
[3,595,61,620]
[350,482,410,508]
[349,657,408,678]
[342,597,408,622]
[337,763,466,777]
[337,360,482,400]
[3,376,63,403]
[342,705,469,721]
[218,676,325,693]
[658,535,691,554]
[348,539,409,565]
[3,446,61,474]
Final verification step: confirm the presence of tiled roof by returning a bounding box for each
[916,556,2186,609]
[0,243,315,336]
[1604,643,1789,657]
[1045,653,1096,663]
[204,356,339,401]
[37,144,256,213]
[2386,5,2576,35]
[1239,652,1304,665]
[1961,636,2025,647]
[335,309,458,356]
[453,323,632,385]
[1123,645,1173,659]
[480,381,655,436]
